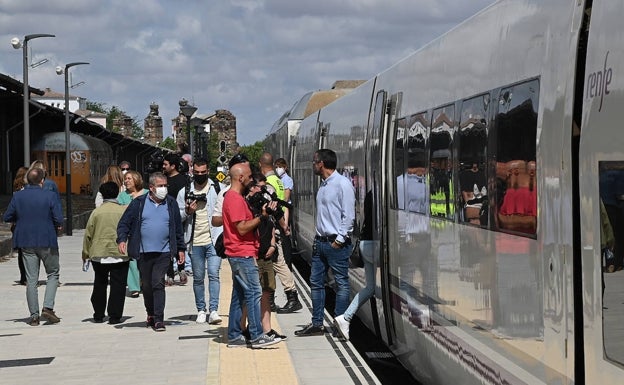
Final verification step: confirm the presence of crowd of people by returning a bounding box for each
[4,148,371,347]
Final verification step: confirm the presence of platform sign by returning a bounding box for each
[215,171,226,183]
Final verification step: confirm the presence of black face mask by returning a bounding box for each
[194,174,208,185]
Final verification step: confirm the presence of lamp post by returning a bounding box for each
[57,62,89,236]
[11,33,55,166]
[179,99,197,156]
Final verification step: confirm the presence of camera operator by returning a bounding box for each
[176,158,223,324]
[241,173,287,340]
[223,163,281,348]
[163,153,190,285]
[259,152,302,313]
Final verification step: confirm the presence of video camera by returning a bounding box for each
[246,185,293,219]
[186,191,207,202]
[145,150,164,174]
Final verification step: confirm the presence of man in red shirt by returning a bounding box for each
[222,162,282,349]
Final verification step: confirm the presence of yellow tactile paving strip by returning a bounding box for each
[207,260,299,385]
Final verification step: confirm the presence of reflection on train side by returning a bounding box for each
[386,78,545,377]
[599,161,624,367]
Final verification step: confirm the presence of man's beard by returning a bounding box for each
[243,182,254,196]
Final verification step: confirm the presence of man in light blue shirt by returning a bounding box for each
[295,149,355,336]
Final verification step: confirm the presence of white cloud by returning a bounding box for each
[0,0,493,145]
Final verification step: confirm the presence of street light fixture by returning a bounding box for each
[179,98,197,156]
[11,33,55,166]
[57,61,89,236]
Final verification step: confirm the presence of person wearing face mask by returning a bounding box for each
[274,158,294,271]
[116,172,186,332]
[119,161,131,175]
[176,158,223,325]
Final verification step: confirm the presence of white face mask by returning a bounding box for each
[122,170,128,175]
[275,167,285,177]
[154,186,168,200]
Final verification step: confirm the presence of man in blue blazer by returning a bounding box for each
[3,167,64,326]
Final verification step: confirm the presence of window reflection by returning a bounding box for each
[430,105,455,220]
[458,95,489,226]
[393,117,407,210]
[599,161,624,367]
[397,112,428,214]
[494,80,539,236]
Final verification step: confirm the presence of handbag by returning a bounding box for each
[349,238,364,268]
[215,233,226,259]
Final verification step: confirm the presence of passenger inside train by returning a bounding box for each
[459,160,487,225]
[496,159,537,234]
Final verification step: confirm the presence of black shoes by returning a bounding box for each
[146,316,155,328]
[153,322,166,332]
[268,329,287,340]
[108,318,122,325]
[277,290,303,314]
[294,323,325,336]
[29,316,40,326]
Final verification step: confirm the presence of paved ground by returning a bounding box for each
[0,229,379,385]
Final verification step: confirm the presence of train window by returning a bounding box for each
[599,161,624,366]
[392,117,407,210]
[47,152,65,178]
[458,95,489,227]
[430,105,455,220]
[398,112,429,214]
[494,79,539,236]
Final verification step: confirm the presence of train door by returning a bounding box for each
[580,1,624,383]
[369,89,400,346]
[368,90,390,343]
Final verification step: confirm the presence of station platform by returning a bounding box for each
[0,229,381,385]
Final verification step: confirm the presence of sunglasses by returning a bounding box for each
[121,168,130,171]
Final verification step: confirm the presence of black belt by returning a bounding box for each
[315,235,338,242]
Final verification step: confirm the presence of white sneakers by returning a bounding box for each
[196,310,221,324]
[334,315,350,341]
[208,310,222,325]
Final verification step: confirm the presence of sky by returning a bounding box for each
[0,0,494,146]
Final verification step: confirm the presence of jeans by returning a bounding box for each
[227,257,263,341]
[91,260,130,319]
[138,252,171,323]
[22,247,60,317]
[310,239,352,326]
[343,258,375,322]
[191,244,221,312]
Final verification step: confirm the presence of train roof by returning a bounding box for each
[32,131,108,151]
[268,81,365,135]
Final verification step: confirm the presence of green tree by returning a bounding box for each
[238,141,265,170]
[86,101,107,113]
[106,105,125,133]
[85,101,143,139]
[160,136,177,151]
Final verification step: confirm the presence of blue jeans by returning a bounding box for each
[343,256,375,322]
[22,247,60,317]
[227,257,263,341]
[191,244,221,312]
[310,239,352,326]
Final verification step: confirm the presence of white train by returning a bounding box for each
[264,1,623,384]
